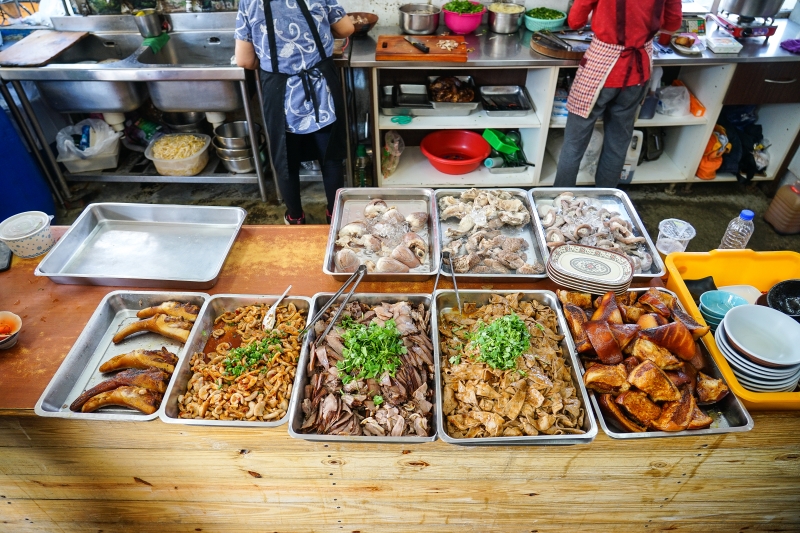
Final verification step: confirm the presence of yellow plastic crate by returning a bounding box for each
[665,249,800,411]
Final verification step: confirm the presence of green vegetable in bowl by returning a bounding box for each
[444,0,485,14]
[525,6,565,19]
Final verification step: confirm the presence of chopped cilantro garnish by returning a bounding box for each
[449,354,461,366]
[223,332,284,377]
[373,395,384,407]
[336,319,407,385]
[468,313,531,371]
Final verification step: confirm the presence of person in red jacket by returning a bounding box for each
[555,0,682,188]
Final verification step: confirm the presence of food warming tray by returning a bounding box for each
[479,86,534,117]
[324,187,440,281]
[433,289,598,446]
[529,188,666,279]
[34,291,209,421]
[160,294,312,427]
[427,76,481,112]
[566,288,754,439]
[380,86,476,117]
[35,203,247,289]
[435,188,547,280]
[288,292,437,443]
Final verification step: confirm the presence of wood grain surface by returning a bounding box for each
[376,35,468,62]
[0,30,88,67]
[1,225,799,532]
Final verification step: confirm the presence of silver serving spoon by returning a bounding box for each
[262,284,292,330]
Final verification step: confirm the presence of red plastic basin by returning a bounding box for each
[420,130,491,175]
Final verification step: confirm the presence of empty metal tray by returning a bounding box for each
[35,203,246,288]
[34,291,209,421]
[480,85,534,117]
[396,84,432,108]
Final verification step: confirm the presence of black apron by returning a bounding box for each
[259,0,347,185]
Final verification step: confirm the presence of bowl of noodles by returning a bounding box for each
[145,133,211,176]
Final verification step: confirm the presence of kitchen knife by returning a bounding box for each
[404,36,430,54]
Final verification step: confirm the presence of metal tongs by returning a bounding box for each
[436,251,462,314]
[308,264,367,346]
[535,30,573,51]
[262,284,292,330]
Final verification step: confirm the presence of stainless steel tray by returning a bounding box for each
[427,76,481,111]
[34,291,209,421]
[35,203,247,289]
[433,289,598,446]
[567,287,754,439]
[397,84,431,108]
[435,188,546,280]
[160,294,312,427]
[324,187,440,281]
[288,292,436,443]
[528,188,666,279]
[380,85,478,117]
[479,85,534,117]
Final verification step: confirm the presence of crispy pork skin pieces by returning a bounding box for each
[583,320,623,365]
[98,347,178,374]
[649,388,695,432]
[591,292,623,324]
[638,288,671,317]
[609,323,640,351]
[615,391,662,427]
[669,300,710,340]
[639,321,699,361]
[70,368,169,412]
[563,304,593,353]
[696,372,730,404]
[557,290,592,309]
[630,338,682,371]
[598,393,645,432]
[627,360,681,402]
[583,363,630,394]
[79,386,163,415]
[137,301,199,322]
[688,405,714,430]
[112,314,193,344]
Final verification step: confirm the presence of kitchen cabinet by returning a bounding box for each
[724,62,800,105]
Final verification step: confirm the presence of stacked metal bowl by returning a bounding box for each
[213,121,262,174]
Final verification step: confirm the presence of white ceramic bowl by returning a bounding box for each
[0,211,55,258]
[0,311,22,350]
[723,304,800,368]
[716,323,800,378]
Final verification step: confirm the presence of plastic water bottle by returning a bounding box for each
[719,209,755,249]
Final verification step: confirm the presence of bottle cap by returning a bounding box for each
[356,144,367,157]
[740,209,754,221]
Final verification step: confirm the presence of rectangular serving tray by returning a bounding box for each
[479,85,534,117]
[427,75,480,111]
[565,287,754,439]
[435,188,547,280]
[324,187,440,282]
[35,203,246,289]
[528,188,666,279]
[159,294,312,427]
[433,289,598,446]
[34,290,209,421]
[288,292,437,443]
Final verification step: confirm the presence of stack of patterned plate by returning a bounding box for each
[546,244,633,295]
[716,305,800,393]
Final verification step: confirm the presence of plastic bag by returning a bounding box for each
[15,0,66,27]
[545,126,603,178]
[657,85,690,117]
[56,119,121,161]
[381,130,405,179]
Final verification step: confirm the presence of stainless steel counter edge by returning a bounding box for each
[350,20,800,68]
[0,64,248,82]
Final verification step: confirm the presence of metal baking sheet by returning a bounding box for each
[566,287,754,439]
[433,289,598,446]
[35,203,247,289]
[34,291,209,421]
[427,76,481,111]
[324,187,440,281]
[435,188,547,280]
[288,292,436,443]
[480,85,534,117]
[396,84,431,108]
[529,188,666,279]
[159,294,312,427]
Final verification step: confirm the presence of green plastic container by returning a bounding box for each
[482,129,520,155]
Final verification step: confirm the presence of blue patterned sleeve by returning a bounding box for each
[325,0,346,25]
[234,0,253,42]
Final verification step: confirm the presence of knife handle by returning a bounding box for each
[413,42,430,53]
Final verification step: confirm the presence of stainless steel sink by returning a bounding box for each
[136,32,243,112]
[36,34,150,113]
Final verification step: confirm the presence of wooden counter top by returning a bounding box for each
[1,225,798,532]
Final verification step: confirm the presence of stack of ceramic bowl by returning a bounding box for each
[213,121,261,174]
[546,244,633,296]
[699,290,747,333]
[715,305,800,393]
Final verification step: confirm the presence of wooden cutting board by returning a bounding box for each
[530,33,587,60]
[0,30,89,67]
[376,35,468,62]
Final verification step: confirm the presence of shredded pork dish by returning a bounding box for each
[439,293,586,439]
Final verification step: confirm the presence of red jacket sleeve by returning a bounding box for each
[661,0,683,32]
[568,0,597,30]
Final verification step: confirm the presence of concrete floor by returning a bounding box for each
[56,180,800,252]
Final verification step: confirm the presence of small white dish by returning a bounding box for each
[719,285,762,305]
[0,311,22,350]
[671,34,706,55]
[723,305,800,368]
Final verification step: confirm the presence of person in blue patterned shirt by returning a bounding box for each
[236,0,354,224]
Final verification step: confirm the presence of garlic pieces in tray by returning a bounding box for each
[537,192,653,274]
[334,198,430,274]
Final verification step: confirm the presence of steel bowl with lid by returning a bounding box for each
[399,4,441,35]
[488,2,525,33]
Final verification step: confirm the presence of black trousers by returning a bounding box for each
[284,123,344,219]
